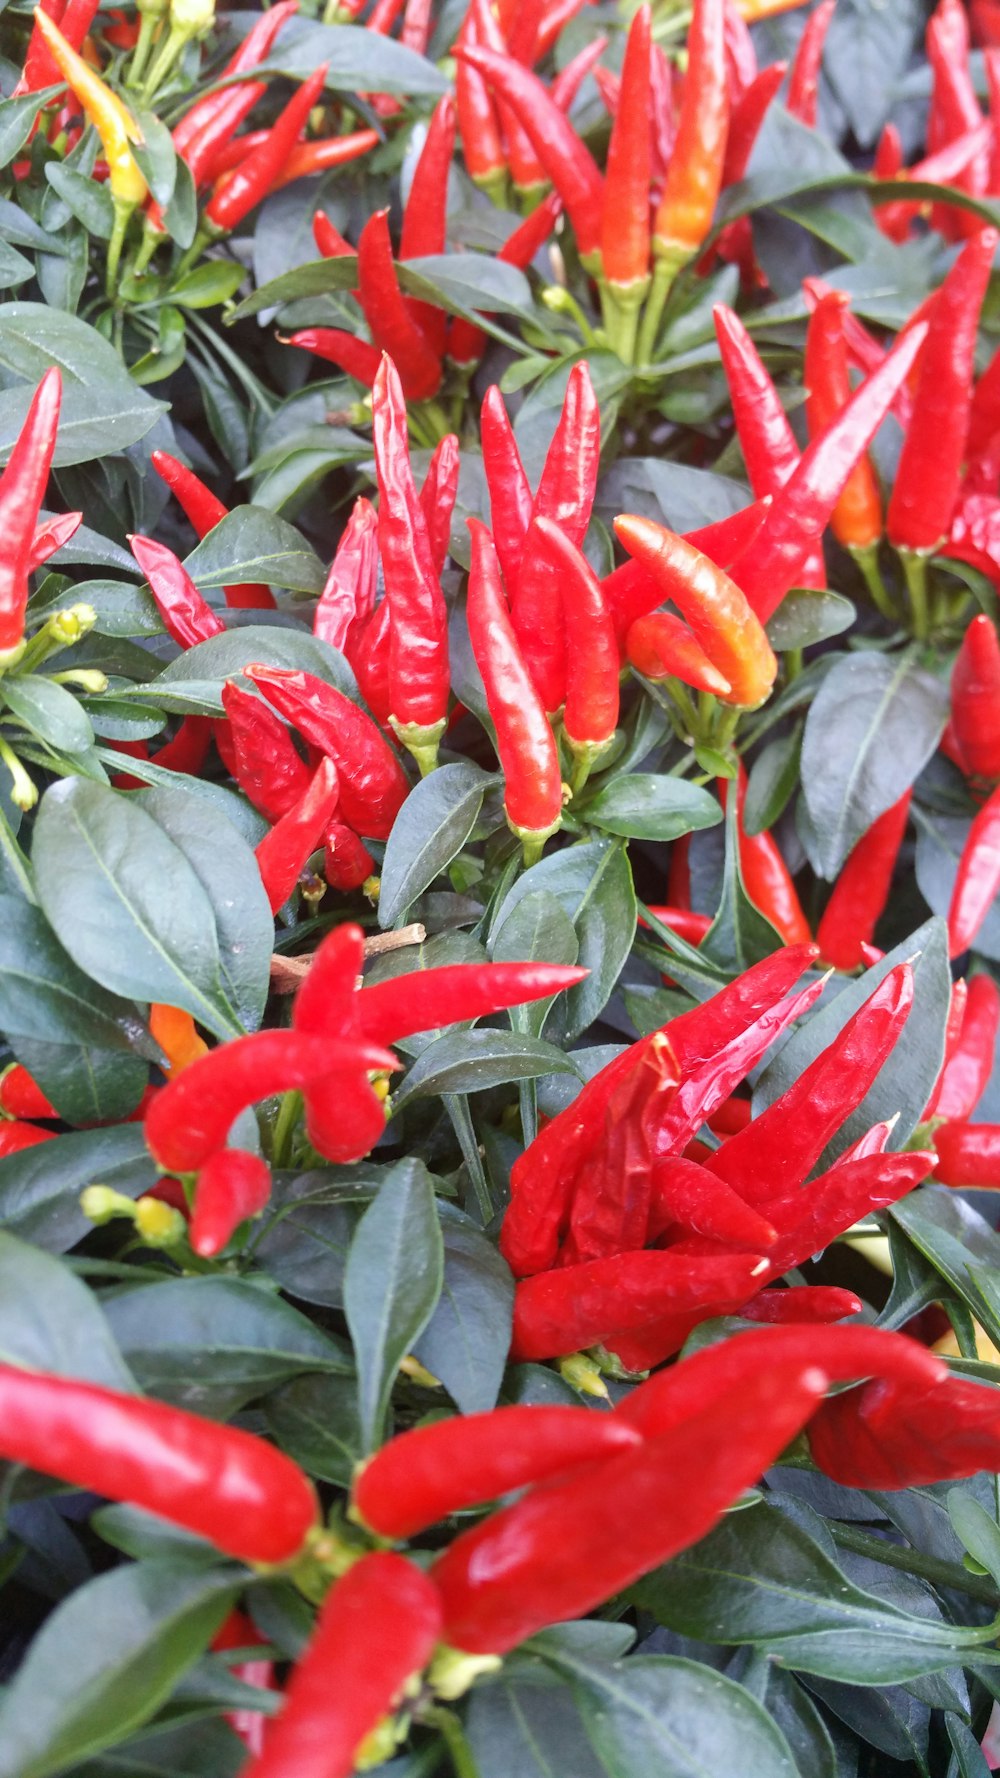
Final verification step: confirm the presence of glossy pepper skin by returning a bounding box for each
[432,1359,827,1655]
[287,331,383,393]
[727,766,812,946]
[949,783,1000,957]
[205,65,329,234]
[221,680,313,825]
[601,6,651,296]
[951,615,1000,779]
[243,664,410,841]
[34,12,146,207]
[933,1119,1000,1185]
[0,1120,57,1156]
[254,757,340,912]
[0,369,62,658]
[816,791,912,970]
[809,1363,1000,1490]
[0,1364,319,1564]
[651,0,728,271]
[933,972,1000,1121]
[150,450,273,610]
[510,1250,766,1360]
[240,1554,442,1778]
[466,519,563,857]
[804,291,883,551]
[357,210,443,402]
[887,229,998,553]
[190,1147,273,1256]
[352,1405,641,1538]
[530,516,619,767]
[128,534,224,649]
[625,611,733,697]
[613,515,777,709]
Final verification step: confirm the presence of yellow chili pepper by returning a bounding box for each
[34,11,147,208]
[148,1004,209,1076]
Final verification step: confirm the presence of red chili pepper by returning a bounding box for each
[244,664,410,840]
[651,0,728,273]
[0,1364,318,1564]
[530,516,619,776]
[352,1405,641,1539]
[313,497,379,655]
[480,383,534,597]
[784,0,834,127]
[255,758,340,913]
[722,60,786,185]
[151,450,274,611]
[927,0,990,234]
[432,1358,827,1655]
[447,192,563,369]
[418,433,459,579]
[457,45,604,261]
[951,615,1000,780]
[169,1,299,157]
[705,1090,752,1135]
[144,1029,396,1174]
[0,1064,58,1122]
[804,291,883,552]
[932,973,1000,1121]
[646,1153,778,1250]
[625,611,733,697]
[398,96,456,359]
[0,1120,57,1156]
[128,534,224,649]
[933,1119,1000,1185]
[372,355,450,766]
[725,765,812,945]
[240,1554,441,1778]
[0,369,62,657]
[286,327,383,392]
[815,791,912,970]
[809,1363,1000,1489]
[355,958,587,1046]
[19,0,99,92]
[601,5,651,303]
[741,1283,863,1322]
[949,783,1000,956]
[324,821,375,892]
[221,681,312,824]
[205,66,329,234]
[887,230,997,554]
[455,0,507,198]
[27,510,82,575]
[190,1147,273,1257]
[614,516,776,709]
[350,598,394,727]
[356,211,443,403]
[312,209,353,259]
[466,519,563,860]
[211,1610,274,1757]
[732,319,929,620]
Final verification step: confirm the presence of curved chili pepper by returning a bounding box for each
[312,209,353,258]
[356,958,587,1045]
[372,355,450,765]
[221,681,313,824]
[313,497,379,655]
[128,534,224,649]
[809,1365,1000,1490]
[651,0,728,271]
[190,1147,273,1256]
[432,1360,827,1655]
[815,790,911,970]
[240,1554,442,1778]
[0,1364,318,1565]
[646,1154,778,1250]
[726,765,811,944]
[34,12,146,207]
[244,664,410,840]
[170,0,299,152]
[456,8,506,197]
[933,973,1000,1121]
[466,518,563,860]
[722,61,786,186]
[352,1405,641,1539]
[267,130,379,190]
[205,66,329,234]
[356,210,443,403]
[350,598,394,727]
[613,515,776,708]
[933,1119,1000,1185]
[0,1120,57,1156]
[601,5,651,300]
[510,1249,764,1361]
[144,1029,395,1173]
[732,318,929,619]
[286,327,383,391]
[951,615,1000,780]
[530,516,619,775]
[785,0,834,127]
[151,450,273,610]
[948,783,1000,957]
[625,611,733,697]
[255,758,340,912]
[27,510,82,576]
[645,906,713,946]
[456,44,604,261]
[419,433,459,579]
[743,1284,863,1322]
[0,368,62,657]
[887,229,997,554]
[149,1003,208,1076]
[324,821,375,892]
[804,291,882,552]
[480,383,534,597]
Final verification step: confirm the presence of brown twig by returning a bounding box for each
[269,922,427,994]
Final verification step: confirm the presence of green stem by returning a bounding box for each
[106,197,136,302]
[829,1521,1000,1605]
[851,543,898,624]
[127,11,161,87]
[423,1709,482,1778]
[270,1089,303,1169]
[900,549,931,641]
[635,251,683,366]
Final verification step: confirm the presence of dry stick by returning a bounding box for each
[269,923,428,994]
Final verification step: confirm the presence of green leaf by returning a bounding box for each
[0,1124,156,1253]
[0,304,166,465]
[169,261,247,310]
[466,1663,610,1778]
[766,587,856,651]
[264,1372,362,1486]
[581,774,723,842]
[0,1232,134,1388]
[494,841,637,1042]
[412,1206,515,1414]
[0,891,154,1063]
[0,1559,240,1778]
[892,1188,1000,1357]
[700,785,787,974]
[947,1490,1000,1591]
[392,1029,580,1109]
[343,1157,444,1451]
[3,675,94,755]
[744,731,802,837]
[32,779,242,1041]
[133,785,272,1032]
[754,917,951,1157]
[268,19,449,93]
[0,87,62,172]
[43,164,115,239]
[182,507,325,596]
[379,763,489,929]
[102,1277,351,1419]
[799,651,947,879]
[155,625,359,702]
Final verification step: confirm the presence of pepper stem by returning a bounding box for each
[566,733,616,799]
[126,10,161,87]
[900,548,930,640]
[635,246,687,366]
[389,715,446,777]
[603,278,651,366]
[106,196,137,300]
[851,543,898,624]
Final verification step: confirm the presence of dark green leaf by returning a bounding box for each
[493,841,636,1042]
[581,775,722,842]
[379,764,489,929]
[264,1371,361,1485]
[0,1124,156,1252]
[181,507,325,596]
[744,731,802,836]
[0,1232,133,1387]
[412,1207,515,1414]
[3,675,94,755]
[392,1029,580,1109]
[892,1188,1000,1357]
[766,588,856,652]
[0,304,166,464]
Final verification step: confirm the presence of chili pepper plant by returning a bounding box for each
[8,0,1000,1772]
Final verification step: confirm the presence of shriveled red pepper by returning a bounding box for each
[240,1554,442,1778]
[432,1358,827,1655]
[244,664,410,840]
[372,355,451,770]
[0,1363,318,1564]
[613,516,777,708]
[254,757,340,912]
[150,450,274,610]
[190,1147,273,1257]
[0,369,62,659]
[785,0,835,126]
[313,497,379,656]
[804,291,883,553]
[530,516,620,785]
[351,1404,641,1538]
[816,791,911,970]
[948,783,1000,956]
[129,534,224,649]
[466,518,564,863]
[887,228,998,557]
[951,615,1000,780]
[221,680,313,825]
